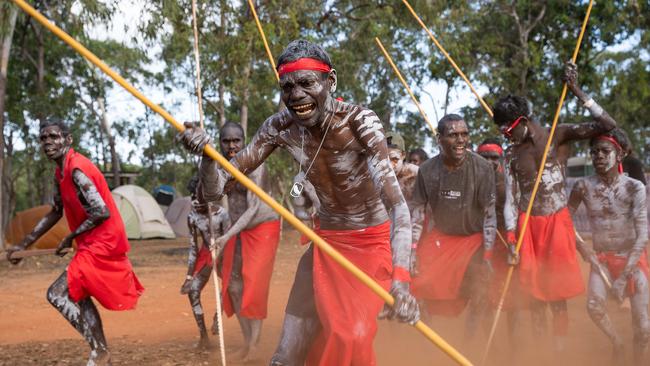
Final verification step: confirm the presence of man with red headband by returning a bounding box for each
[411,114,496,339]
[177,39,419,366]
[6,120,144,366]
[492,62,617,351]
[568,128,649,363]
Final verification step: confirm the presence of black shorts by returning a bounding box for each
[284,246,318,319]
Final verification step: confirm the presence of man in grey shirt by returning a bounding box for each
[411,114,496,338]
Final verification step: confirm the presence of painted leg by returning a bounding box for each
[550,300,568,352]
[630,270,650,365]
[269,314,321,366]
[227,236,253,359]
[530,299,548,338]
[586,269,623,363]
[46,271,111,366]
[188,265,212,349]
[464,255,488,340]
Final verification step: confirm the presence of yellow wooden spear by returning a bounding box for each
[246,0,278,81]
[9,0,472,364]
[375,37,437,134]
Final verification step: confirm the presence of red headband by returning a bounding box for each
[595,135,624,174]
[277,58,332,77]
[477,144,503,156]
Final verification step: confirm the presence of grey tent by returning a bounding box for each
[165,196,192,238]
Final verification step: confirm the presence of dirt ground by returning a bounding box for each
[1,229,647,365]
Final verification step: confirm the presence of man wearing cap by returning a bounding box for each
[568,128,649,363]
[492,62,617,349]
[177,39,419,366]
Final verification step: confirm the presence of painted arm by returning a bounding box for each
[410,170,427,245]
[567,180,594,261]
[557,62,617,144]
[7,179,63,260]
[481,167,497,255]
[503,154,519,234]
[185,216,200,278]
[178,118,281,202]
[217,189,261,246]
[54,169,110,255]
[623,182,649,276]
[353,109,419,323]
[352,110,411,272]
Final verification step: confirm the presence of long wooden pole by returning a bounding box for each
[190,0,205,128]
[481,2,595,364]
[10,1,471,364]
[401,0,493,117]
[246,0,278,81]
[375,37,437,134]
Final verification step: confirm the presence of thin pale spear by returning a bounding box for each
[482,1,595,364]
[247,0,278,81]
[190,0,205,129]
[375,37,437,134]
[401,0,492,117]
[10,1,472,364]
[207,203,227,366]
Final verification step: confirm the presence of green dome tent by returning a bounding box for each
[111,185,175,240]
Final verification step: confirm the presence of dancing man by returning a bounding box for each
[568,128,649,363]
[212,122,281,361]
[177,39,419,365]
[180,175,230,349]
[410,114,496,338]
[6,120,144,365]
[492,62,617,350]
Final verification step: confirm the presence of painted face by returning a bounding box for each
[408,153,424,166]
[279,69,335,128]
[39,125,71,162]
[219,126,244,159]
[388,147,405,172]
[590,139,621,175]
[500,116,528,144]
[438,120,469,165]
[478,150,501,171]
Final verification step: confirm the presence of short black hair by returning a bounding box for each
[493,95,530,126]
[589,128,630,153]
[409,148,428,161]
[437,114,464,135]
[39,119,71,137]
[277,39,333,70]
[480,137,502,146]
[219,121,244,139]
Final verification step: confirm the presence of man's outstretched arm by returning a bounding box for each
[557,62,617,144]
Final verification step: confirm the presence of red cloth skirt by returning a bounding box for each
[193,244,213,275]
[517,207,584,301]
[67,249,144,310]
[412,227,483,316]
[488,231,530,310]
[597,249,650,296]
[220,220,281,319]
[306,221,392,366]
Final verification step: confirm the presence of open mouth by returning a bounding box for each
[291,103,316,117]
[454,146,465,154]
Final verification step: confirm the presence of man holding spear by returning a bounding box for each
[568,128,649,363]
[177,39,419,366]
[6,120,144,366]
[492,62,617,349]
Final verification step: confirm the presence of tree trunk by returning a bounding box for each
[0,4,17,248]
[239,57,252,138]
[98,97,121,188]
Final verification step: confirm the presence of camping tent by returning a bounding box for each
[165,196,192,238]
[111,185,176,240]
[4,205,70,249]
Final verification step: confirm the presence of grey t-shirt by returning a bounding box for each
[412,151,496,247]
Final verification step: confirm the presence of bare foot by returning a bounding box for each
[197,336,211,350]
[87,349,111,366]
[241,344,259,363]
[612,341,625,365]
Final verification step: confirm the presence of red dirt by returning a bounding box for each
[0,230,646,365]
